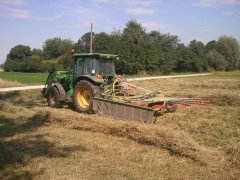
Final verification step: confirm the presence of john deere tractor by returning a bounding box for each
[42,53,121,113]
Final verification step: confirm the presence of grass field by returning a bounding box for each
[0,72,48,85]
[0,71,239,179]
[0,71,239,86]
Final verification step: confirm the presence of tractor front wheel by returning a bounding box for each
[74,81,100,113]
[47,86,61,108]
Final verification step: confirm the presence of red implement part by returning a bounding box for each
[152,104,164,109]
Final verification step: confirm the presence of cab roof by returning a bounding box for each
[73,53,118,59]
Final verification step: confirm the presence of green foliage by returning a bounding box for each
[207,50,227,71]
[43,37,74,59]
[218,36,240,70]
[3,20,240,74]
[93,32,111,53]
[9,45,32,61]
[121,20,148,74]
[188,40,208,72]
[4,45,32,72]
[32,48,43,57]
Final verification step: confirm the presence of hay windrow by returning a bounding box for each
[207,94,240,106]
[41,109,209,164]
[226,143,240,169]
[0,101,28,113]
[178,80,240,90]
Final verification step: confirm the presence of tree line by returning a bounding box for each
[3,20,240,74]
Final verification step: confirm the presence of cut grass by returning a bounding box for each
[0,71,240,179]
[0,72,48,85]
[0,102,235,179]
[0,78,23,88]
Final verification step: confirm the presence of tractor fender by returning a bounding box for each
[52,83,67,101]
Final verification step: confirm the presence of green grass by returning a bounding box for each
[0,72,48,85]
[210,71,240,79]
[0,71,239,86]
[124,71,210,78]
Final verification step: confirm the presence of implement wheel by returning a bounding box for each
[74,81,100,113]
[47,86,61,108]
[165,101,177,113]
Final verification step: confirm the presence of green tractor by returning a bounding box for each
[42,53,121,114]
[43,53,190,123]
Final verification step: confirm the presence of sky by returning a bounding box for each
[0,0,240,64]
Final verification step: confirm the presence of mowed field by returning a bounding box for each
[0,72,240,179]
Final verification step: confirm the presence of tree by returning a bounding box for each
[121,20,148,74]
[207,50,227,71]
[188,40,208,72]
[76,32,96,53]
[9,45,32,61]
[93,32,111,53]
[32,48,43,57]
[175,43,192,72]
[4,45,32,71]
[43,38,74,59]
[217,35,240,70]
[147,31,180,74]
[20,55,43,72]
[206,40,218,52]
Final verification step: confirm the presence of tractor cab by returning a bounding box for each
[73,53,118,79]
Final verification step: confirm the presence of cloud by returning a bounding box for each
[194,0,240,7]
[7,7,31,19]
[140,20,176,34]
[92,0,113,3]
[0,6,31,19]
[92,0,157,6]
[0,1,63,20]
[224,11,236,16]
[0,0,26,6]
[126,8,156,15]
[0,0,31,19]
[34,15,63,21]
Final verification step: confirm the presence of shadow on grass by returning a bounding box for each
[0,111,87,179]
[0,91,20,100]
[0,91,48,109]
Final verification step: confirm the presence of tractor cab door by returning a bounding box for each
[74,57,96,78]
[74,57,83,78]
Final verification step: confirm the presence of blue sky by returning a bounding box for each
[0,0,240,64]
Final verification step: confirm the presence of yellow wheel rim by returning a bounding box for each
[77,88,91,108]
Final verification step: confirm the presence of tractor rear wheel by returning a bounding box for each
[74,80,101,113]
[47,86,61,108]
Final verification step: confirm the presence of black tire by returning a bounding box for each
[47,86,61,108]
[165,101,177,113]
[73,80,101,113]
